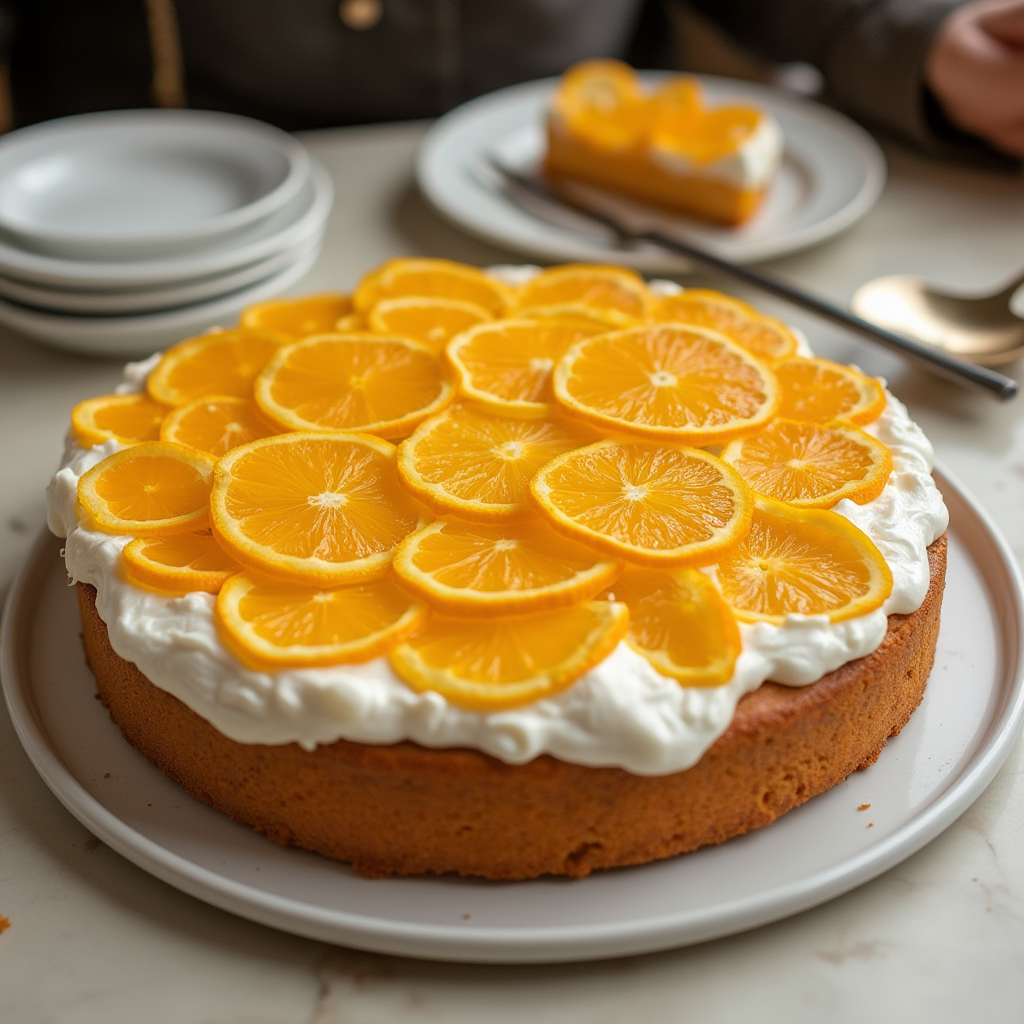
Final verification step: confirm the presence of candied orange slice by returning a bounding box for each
[352,258,512,318]
[216,572,425,670]
[393,518,620,615]
[159,397,278,457]
[552,60,651,151]
[715,495,893,624]
[254,334,454,439]
[78,442,215,536]
[447,318,609,419]
[649,289,799,361]
[608,567,741,686]
[240,293,353,340]
[389,600,629,711]
[648,76,702,140]
[774,357,886,426]
[553,324,777,445]
[71,393,167,448]
[211,432,425,586]
[123,530,241,593]
[722,420,892,509]
[653,105,764,165]
[147,328,287,407]
[532,439,752,567]
[515,264,649,318]
[367,296,493,352]
[397,405,591,521]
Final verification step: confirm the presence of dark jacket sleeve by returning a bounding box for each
[686,0,967,150]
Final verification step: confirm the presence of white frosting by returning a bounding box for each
[650,114,783,189]
[47,369,947,775]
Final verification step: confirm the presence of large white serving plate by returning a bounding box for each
[0,156,334,291]
[2,469,1021,964]
[417,75,887,272]
[0,110,309,260]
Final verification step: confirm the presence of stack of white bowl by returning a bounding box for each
[0,109,334,357]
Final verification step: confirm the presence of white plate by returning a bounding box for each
[0,110,310,260]
[417,75,887,272]
[2,469,1021,964]
[0,158,334,292]
[0,236,324,357]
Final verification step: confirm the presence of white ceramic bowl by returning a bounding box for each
[0,110,310,260]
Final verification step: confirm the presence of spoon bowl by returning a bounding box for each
[851,270,1024,366]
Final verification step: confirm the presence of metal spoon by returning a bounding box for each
[851,270,1024,367]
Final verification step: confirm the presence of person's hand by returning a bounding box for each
[927,0,1024,156]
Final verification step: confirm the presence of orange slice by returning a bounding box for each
[649,289,799,361]
[335,312,366,331]
[240,293,353,340]
[397,405,591,521]
[147,328,287,407]
[367,296,493,352]
[211,432,425,586]
[608,567,741,686]
[531,439,753,567]
[393,518,620,615]
[216,572,425,670]
[254,334,454,439]
[122,531,241,593]
[446,317,610,418]
[159,397,278,457]
[389,600,630,711]
[715,495,893,624]
[78,442,215,536]
[514,264,649,318]
[352,258,512,318]
[773,357,886,426]
[71,393,167,448]
[517,303,635,331]
[553,324,777,445]
[721,419,893,509]
[552,60,652,151]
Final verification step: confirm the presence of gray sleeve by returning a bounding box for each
[685,0,966,149]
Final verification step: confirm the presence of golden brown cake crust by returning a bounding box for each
[77,535,946,880]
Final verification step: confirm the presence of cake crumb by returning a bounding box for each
[103,773,110,779]
[462,913,471,920]
[0,915,10,933]
[867,822,874,828]
[857,803,871,811]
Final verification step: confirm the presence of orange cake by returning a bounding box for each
[48,259,949,880]
[545,61,783,226]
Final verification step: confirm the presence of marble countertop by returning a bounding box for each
[1,121,1023,1023]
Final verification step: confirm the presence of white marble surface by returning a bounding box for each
[1,121,1023,1022]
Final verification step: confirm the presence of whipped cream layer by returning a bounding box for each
[47,374,947,776]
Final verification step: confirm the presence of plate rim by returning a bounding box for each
[416,73,888,270]
[3,463,1022,964]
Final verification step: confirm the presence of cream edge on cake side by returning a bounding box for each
[46,272,949,778]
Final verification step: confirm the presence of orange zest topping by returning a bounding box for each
[553,324,777,445]
[715,495,893,624]
[210,432,425,586]
[397,405,591,520]
[722,420,893,509]
[514,264,649,318]
[773,356,886,426]
[122,531,241,593]
[147,328,287,407]
[352,258,512,318]
[78,442,215,536]
[240,293,353,340]
[609,568,741,686]
[531,439,753,567]
[389,600,630,711]
[216,572,425,670]
[367,296,493,352]
[71,393,167,448]
[159,397,278,457]
[393,518,620,616]
[254,334,453,439]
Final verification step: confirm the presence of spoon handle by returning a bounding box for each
[644,230,1019,402]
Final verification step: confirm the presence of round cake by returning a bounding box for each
[49,260,950,880]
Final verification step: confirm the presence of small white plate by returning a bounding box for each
[2,470,1021,964]
[0,110,310,260]
[417,75,887,272]
[0,158,334,292]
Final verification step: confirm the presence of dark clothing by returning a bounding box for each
[4,0,968,150]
